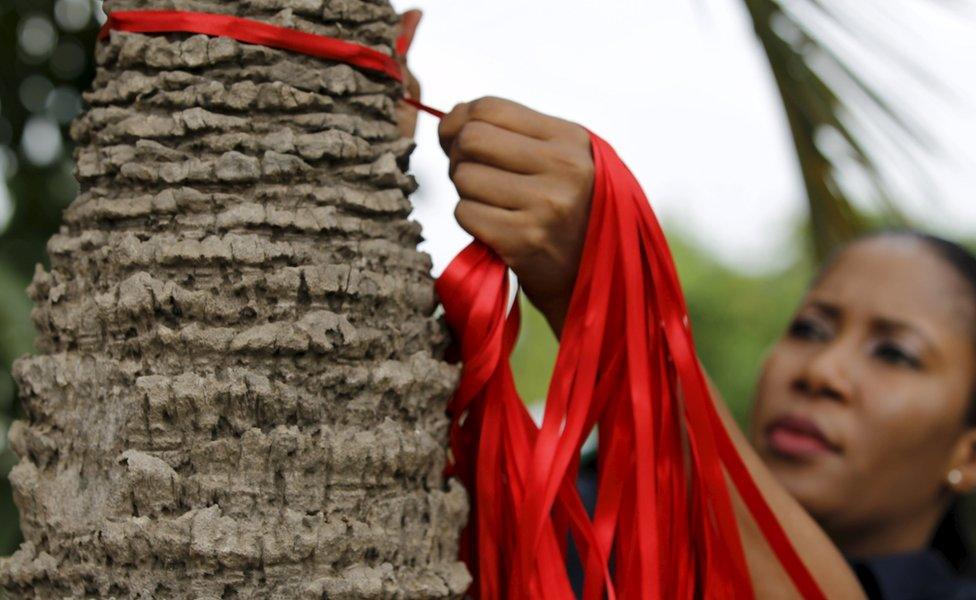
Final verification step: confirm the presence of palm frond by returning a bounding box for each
[740,0,963,258]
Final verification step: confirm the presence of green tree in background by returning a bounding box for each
[0,0,98,555]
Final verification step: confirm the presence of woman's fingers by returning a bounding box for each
[396,9,423,56]
[453,199,524,259]
[450,161,541,210]
[465,96,568,140]
[437,102,471,154]
[438,96,570,156]
[396,67,420,138]
[394,11,423,139]
[448,120,549,176]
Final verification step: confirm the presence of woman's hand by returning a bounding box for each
[438,97,595,335]
[395,10,423,139]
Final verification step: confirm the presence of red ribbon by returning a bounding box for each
[439,133,827,599]
[98,10,826,598]
[98,10,444,118]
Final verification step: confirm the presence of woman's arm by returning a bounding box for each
[705,375,865,598]
[435,95,864,598]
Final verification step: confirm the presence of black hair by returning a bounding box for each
[833,229,976,573]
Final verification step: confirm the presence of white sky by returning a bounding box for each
[391,0,976,275]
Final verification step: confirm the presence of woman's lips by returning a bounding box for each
[765,414,839,458]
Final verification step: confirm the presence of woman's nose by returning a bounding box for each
[792,342,854,403]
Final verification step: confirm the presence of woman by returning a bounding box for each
[398,67,976,595]
[581,226,976,599]
[745,230,976,599]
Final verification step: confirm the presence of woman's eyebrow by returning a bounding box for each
[807,300,841,319]
[808,298,943,359]
[873,316,940,357]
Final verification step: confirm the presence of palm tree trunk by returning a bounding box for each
[0,0,469,597]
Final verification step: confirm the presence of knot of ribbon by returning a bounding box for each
[99,10,826,599]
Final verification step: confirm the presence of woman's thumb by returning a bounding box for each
[396,9,423,58]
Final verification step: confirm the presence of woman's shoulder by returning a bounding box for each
[849,549,976,599]
[574,458,976,599]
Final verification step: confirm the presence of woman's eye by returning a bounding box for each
[788,317,829,341]
[873,342,922,369]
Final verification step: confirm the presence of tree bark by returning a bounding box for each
[0,0,470,597]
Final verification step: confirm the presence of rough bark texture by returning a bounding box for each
[0,0,470,597]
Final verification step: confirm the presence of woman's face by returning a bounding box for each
[751,235,976,550]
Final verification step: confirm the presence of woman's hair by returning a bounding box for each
[828,229,976,572]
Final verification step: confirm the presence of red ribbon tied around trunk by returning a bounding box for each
[100,10,826,599]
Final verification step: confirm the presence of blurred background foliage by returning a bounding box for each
[0,0,967,558]
[0,0,99,554]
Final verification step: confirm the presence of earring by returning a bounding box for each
[948,469,964,486]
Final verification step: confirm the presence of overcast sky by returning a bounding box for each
[391,0,976,275]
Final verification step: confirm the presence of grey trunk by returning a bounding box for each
[0,0,469,597]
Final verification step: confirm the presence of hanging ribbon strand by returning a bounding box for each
[99,10,825,598]
[438,132,825,599]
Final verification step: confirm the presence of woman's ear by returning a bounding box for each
[946,428,976,494]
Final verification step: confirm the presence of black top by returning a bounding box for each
[851,550,976,600]
[569,459,976,599]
